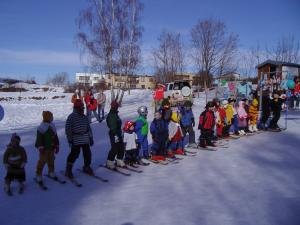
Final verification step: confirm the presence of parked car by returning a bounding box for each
[164,80,192,105]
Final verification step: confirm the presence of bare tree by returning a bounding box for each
[273,35,300,63]
[239,50,256,77]
[76,0,143,88]
[47,72,69,86]
[190,18,238,87]
[152,30,184,83]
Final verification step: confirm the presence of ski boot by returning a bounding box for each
[106,160,116,169]
[116,159,126,168]
[83,166,94,176]
[4,183,12,196]
[19,182,25,194]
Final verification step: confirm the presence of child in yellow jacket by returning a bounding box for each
[248,98,259,132]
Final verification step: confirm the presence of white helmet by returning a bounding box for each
[137,106,148,116]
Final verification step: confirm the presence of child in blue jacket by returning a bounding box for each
[150,110,168,161]
[180,101,196,148]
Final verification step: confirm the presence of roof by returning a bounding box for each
[257,60,300,69]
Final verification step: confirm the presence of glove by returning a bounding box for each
[39,147,45,154]
[20,163,25,169]
[114,135,120,143]
[90,138,94,146]
[55,146,59,154]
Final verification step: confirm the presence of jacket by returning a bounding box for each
[35,122,59,151]
[198,110,215,130]
[65,110,93,146]
[150,118,168,142]
[106,109,122,138]
[168,121,183,140]
[135,115,149,139]
[3,144,27,173]
[180,107,195,127]
[97,93,106,105]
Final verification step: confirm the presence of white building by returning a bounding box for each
[75,73,106,86]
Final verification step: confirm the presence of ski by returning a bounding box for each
[60,171,82,187]
[33,178,48,190]
[117,166,143,173]
[147,159,169,165]
[99,165,131,176]
[165,158,180,164]
[184,149,197,154]
[76,169,109,182]
[44,174,66,184]
[197,146,218,151]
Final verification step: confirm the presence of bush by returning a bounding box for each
[0,87,28,92]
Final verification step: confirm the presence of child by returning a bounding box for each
[123,121,138,166]
[35,111,59,184]
[242,98,250,132]
[150,110,169,161]
[237,101,248,135]
[71,89,83,103]
[269,91,284,131]
[180,101,196,148]
[87,94,100,123]
[168,111,184,156]
[3,133,27,195]
[135,106,150,160]
[248,98,259,132]
[228,98,239,136]
[216,100,228,138]
[198,102,215,148]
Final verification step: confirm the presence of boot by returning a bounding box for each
[106,160,116,169]
[116,159,125,168]
[175,149,185,155]
[253,125,258,132]
[48,172,57,179]
[36,175,43,182]
[248,125,254,133]
[4,182,12,196]
[83,166,94,175]
[65,163,74,179]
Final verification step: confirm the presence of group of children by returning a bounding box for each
[3,90,285,194]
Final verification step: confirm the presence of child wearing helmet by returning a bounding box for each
[150,110,169,161]
[168,110,185,156]
[3,133,27,195]
[135,106,150,163]
[123,121,138,166]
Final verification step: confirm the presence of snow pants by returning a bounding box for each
[151,139,167,156]
[125,149,138,164]
[67,144,91,167]
[182,125,196,144]
[107,134,124,161]
[199,129,214,147]
[269,111,281,129]
[168,139,184,152]
[229,115,239,134]
[36,150,55,176]
[137,136,149,158]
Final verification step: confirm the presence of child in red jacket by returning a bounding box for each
[86,93,100,123]
[198,102,215,148]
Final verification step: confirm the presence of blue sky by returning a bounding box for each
[0,0,299,83]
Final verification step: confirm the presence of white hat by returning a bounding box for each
[221,100,228,106]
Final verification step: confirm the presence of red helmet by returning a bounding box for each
[123,121,135,132]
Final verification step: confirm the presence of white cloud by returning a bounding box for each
[0,49,81,65]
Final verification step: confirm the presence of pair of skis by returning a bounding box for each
[99,164,143,176]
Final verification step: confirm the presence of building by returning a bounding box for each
[75,73,155,89]
[257,60,300,81]
[75,73,106,86]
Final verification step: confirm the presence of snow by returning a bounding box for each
[0,87,300,225]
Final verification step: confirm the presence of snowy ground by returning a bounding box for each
[0,87,300,225]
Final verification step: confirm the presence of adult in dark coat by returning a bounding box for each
[65,99,94,178]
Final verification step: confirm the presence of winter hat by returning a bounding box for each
[111,100,119,110]
[228,97,236,103]
[171,111,180,123]
[252,98,258,107]
[123,121,135,132]
[10,133,21,145]
[221,100,228,106]
[161,98,170,108]
[42,111,53,123]
[205,101,214,109]
[74,99,84,109]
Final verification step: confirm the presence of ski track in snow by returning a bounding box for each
[0,88,300,225]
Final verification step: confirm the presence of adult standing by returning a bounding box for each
[97,89,106,120]
[153,84,165,111]
[65,99,94,178]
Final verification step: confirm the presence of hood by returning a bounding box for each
[37,122,57,134]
